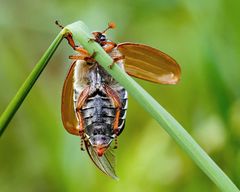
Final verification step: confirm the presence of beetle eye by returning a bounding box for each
[100,35,106,41]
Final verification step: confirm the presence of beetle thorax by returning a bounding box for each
[73,60,117,91]
[90,64,116,87]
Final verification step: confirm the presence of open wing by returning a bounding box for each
[117,43,181,84]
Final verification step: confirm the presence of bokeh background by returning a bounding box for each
[1,0,240,191]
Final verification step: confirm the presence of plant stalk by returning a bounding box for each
[0,29,66,136]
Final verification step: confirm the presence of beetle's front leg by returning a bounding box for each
[65,34,91,56]
[56,21,90,56]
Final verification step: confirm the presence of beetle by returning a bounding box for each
[57,22,181,179]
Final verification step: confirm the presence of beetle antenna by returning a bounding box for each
[102,22,116,34]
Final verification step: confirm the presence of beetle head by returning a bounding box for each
[92,22,116,45]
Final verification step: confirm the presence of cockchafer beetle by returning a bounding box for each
[57,22,181,179]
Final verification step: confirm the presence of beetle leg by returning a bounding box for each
[88,38,96,43]
[55,20,64,29]
[90,50,97,58]
[80,138,84,151]
[114,137,118,149]
[102,41,117,53]
[75,47,90,55]
[108,55,125,69]
[69,55,89,60]
[69,54,94,62]
[104,85,122,133]
[104,85,122,148]
[55,21,76,49]
[69,51,97,63]
[62,32,91,56]
[75,86,90,149]
[55,21,89,55]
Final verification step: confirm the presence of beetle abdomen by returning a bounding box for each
[82,87,127,137]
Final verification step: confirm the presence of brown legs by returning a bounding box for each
[56,21,93,63]
[75,86,90,150]
[104,85,122,149]
[102,41,117,53]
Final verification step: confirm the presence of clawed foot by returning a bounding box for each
[108,61,115,69]
[108,55,125,69]
[80,139,85,151]
[55,20,64,29]
[113,136,118,149]
[88,38,96,43]
[91,50,97,58]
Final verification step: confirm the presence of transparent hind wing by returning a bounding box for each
[85,141,118,180]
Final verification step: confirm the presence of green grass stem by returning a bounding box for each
[0,28,66,136]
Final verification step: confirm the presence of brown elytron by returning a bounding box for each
[60,22,181,179]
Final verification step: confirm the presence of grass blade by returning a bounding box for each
[0,29,66,136]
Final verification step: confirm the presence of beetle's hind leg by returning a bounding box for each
[80,137,85,151]
[104,85,122,149]
[75,86,91,150]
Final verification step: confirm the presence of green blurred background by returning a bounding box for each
[1,0,240,191]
